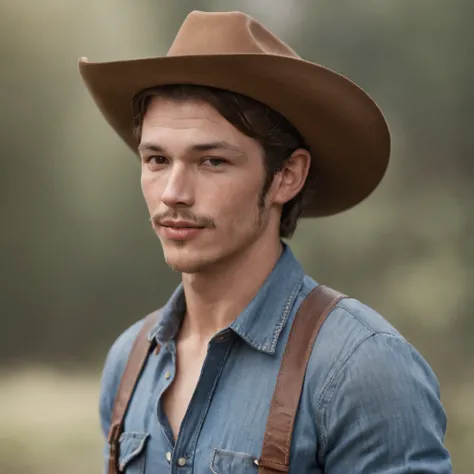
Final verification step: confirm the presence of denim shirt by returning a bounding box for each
[99,245,452,473]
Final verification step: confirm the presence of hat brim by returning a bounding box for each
[79,54,390,217]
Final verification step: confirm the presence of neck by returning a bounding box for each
[180,236,283,343]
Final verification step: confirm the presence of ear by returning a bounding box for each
[271,149,311,206]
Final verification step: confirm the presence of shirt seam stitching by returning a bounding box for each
[314,329,407,453]
[269,276,305,352]
[231,274,305,353]
[337,299,390,334]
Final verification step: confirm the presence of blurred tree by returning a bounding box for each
[1,0,472,471]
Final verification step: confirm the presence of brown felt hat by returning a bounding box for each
[79,10,390,217]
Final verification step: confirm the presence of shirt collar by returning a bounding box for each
[148,243,304,355]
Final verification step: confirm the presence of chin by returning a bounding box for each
[165,258,202,274]
[160,227,266,274]
[162,246,219,274]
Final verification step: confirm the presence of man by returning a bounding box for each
[80,10,452,474]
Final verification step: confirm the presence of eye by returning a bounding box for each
[147,155,168,165]
[203,157,227,167]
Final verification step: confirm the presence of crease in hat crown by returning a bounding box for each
[166,10,299,58]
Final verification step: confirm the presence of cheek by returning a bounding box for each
[140,169,161,209]
[216,180,262,225]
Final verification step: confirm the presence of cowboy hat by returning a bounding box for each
[79,10,390,217]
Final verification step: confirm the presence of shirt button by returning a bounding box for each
[164,371,171,379]
[177,457,187,467]
[165,451,172,463]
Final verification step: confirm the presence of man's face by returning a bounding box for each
[139,97,277,274]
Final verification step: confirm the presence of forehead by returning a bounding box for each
[141,97,241,140]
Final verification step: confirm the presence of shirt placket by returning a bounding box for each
[157,331,235,473]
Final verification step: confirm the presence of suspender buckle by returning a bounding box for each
[108,423,121,446]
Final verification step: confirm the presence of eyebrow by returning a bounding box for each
[137,140,244,155]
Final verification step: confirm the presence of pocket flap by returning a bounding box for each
[118,432,149,470]
[211,448,259,473]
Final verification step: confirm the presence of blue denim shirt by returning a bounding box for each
[99,245,452,473]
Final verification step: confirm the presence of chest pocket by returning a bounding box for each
[210,449,259,474]
[118,432,149,473]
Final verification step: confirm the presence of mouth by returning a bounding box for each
[159,220,204,229]
[157,221,206,241]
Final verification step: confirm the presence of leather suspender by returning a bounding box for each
[107,285,346,473]
[107,312,160,474]
[256,285,346,473]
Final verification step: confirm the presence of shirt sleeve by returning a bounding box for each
[98,319,145,438]
[318,333,452,473]
[98,319,145,474]
[98,344,119,440]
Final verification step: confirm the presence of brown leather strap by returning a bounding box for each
[106,285,344,473]
[107,311,160,474]
[257,285,346,473]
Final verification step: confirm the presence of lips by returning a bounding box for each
[157,222,205,241]
[159,220,203,229]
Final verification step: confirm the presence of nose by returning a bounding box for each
[160,164,195,208]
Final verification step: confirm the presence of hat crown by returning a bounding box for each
[79,10,390,218]
[167,11,299,58]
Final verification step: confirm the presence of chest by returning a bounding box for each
[162,340,208,440]
[119,337,322,473]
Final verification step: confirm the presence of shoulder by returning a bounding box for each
[299,286,450,471]
[327,293,403,339]
[103,318,147,381]
[304,287,440,408]
[98,317,149,437]
[298,277,402,337]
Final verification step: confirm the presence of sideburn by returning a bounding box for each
[259,165,276,211]
[256,169,276,229]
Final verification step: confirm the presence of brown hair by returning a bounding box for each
[132,84,310,238]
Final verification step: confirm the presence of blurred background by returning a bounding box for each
[1,0,472,472]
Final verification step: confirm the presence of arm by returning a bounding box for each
[317,333,452,473]
[98,319,145,469]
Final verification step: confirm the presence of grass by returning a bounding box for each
[0,366,472,473]
[0,367,103,474]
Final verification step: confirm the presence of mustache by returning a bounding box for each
[149,209,216,228]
